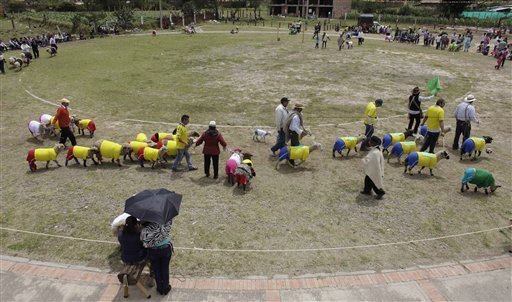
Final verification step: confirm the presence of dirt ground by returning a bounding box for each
[0,32,511,277]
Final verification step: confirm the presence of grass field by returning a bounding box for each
[0,29,511,278]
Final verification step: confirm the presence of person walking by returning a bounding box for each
[407,86,435,134]
[283,103,309,166]
[31,38,39,59]
[315,33,320,49]
[360,99,383,151]
[321,32,330,49]
[270,97,289,156]
[337,33,345,50]
[360,136,385,200]
[194,121,227,179]
[141,221,173,296]
[420,99,446,153]
[49,34,58,50]
[52,98,76,147]
[171,115,197,172]
[452,95,479,150]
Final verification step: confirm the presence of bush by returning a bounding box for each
[7,1,27,13]
[55,2,78,12]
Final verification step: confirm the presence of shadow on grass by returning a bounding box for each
[189,175,223,187]
[25,166,62,174]
[106,246,124,273]
[275,164,318,174]
[86,162,130,170]
[355,194,379,207]
[134,166,169,174]
[457,189,498,200]
[457,157,491,165]
[25,137,46,145]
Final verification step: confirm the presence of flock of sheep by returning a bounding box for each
[26,109,499,194]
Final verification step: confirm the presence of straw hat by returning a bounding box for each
[464,95,476,103]
[209,121,216,127]
[61,98,70,104]
[294,103,305,109]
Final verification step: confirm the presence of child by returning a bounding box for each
[495,51,505,70]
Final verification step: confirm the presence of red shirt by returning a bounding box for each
[195,130,227,155]
[53,105,70,128]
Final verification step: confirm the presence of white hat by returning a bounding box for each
[209,121,216,127]
[464,95,476,103]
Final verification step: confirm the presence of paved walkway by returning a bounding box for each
[1,254,510,301]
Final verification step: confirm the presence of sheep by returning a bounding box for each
[26,143,66,172]
[124,141,150,162]
[234,159,256,191]
[460,136,493,161]
[136,133,148,142]
[28,120,48,141]
[460,168,501,195]
[20,52,32,66]
[332,135,365,158]
[253,129,272,142]
[8,56,22,71]
[275,142,322,169]
[403,150,450,176]
[65,146,100,167]
[137,146,169,168]
[94,140,131,166]
[73,117,96,138]
[226,148,243,185]
[381,129,415,153]
[46,47,57,57]
[151,132,175,143]
[387,141,418,164]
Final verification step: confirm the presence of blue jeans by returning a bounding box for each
[148,245,172,293]
[270,130,286,153]
[172,148,192,169]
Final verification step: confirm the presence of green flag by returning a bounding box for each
[426,76,441,95]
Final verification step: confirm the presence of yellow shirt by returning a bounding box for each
[136,133,148,142]
[143,147,159,161]
[50,117,60,130]
[425,105,444,132]
[289,146,310,161]
[100,140,122,160]
[166,140,178,156]
[175,124,188,149]
[72,146,90,159]
[363,102,377,125]
[400,141,417,154]
[471,137,486,151]
[129,141,148,153]
[390,133,405,144]
[418,152,437,169]
[34,148,58,161]
[342,137,358,150]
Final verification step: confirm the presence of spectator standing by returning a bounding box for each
[49,34,57,50]
[321,32,330,49]
[141,221,173,296]
[452,95,479,150]
[360,136,385,200]
[171,115,197,172]
[0,51,5,74]
[270,97,290,156]
[315,33,320,49]
[420,99,446,153]
[31,38,39,58]
[337,33,345,50]
[52,98,76,147]
[407,86,435,134]
[463,34,472,52]
[194,121,227,179]
[357,30,364,45]
[360,99,383,151]
[284,103,309,165]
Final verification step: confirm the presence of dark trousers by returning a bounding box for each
[51,43,58,50]
[59,127,77,146]
[270,130,286,153]
[0,60,4,74]
[148,245,172,293]
[453,120,471,150]
[420,131,440,153]
[407,113,421,134]
[361,124,374,150]
[204,154,219,178]
[288,131,300,165]
[363,176,385,195]
[32,47,39,58]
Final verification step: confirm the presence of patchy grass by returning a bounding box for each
[0,31,511,277]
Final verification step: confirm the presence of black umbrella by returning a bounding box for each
[124,189,182,224]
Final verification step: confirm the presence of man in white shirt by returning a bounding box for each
[452,95,479,150]
[284,103,309,165]
[270,97,289,156]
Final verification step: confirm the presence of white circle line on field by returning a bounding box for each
[0,226,510,253]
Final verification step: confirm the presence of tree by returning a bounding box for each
[114,7,135,29]
[248,0,263,19]
[438,0,469,19]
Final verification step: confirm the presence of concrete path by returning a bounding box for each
[1,254,510,301]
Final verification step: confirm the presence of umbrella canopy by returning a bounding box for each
[124,188,182,224]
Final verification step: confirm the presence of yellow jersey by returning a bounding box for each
[418,152,437,169]
[363,102,377,125]
[100,140,122,160]
[289,146,310,161]
[72,146,90,159]
[342,137,358,150]
[34,148,58,161]
[175,124,188,149]
[425,105,444,131]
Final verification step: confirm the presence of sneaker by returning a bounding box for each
[188,166,198,171]
[172,168,183,172]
